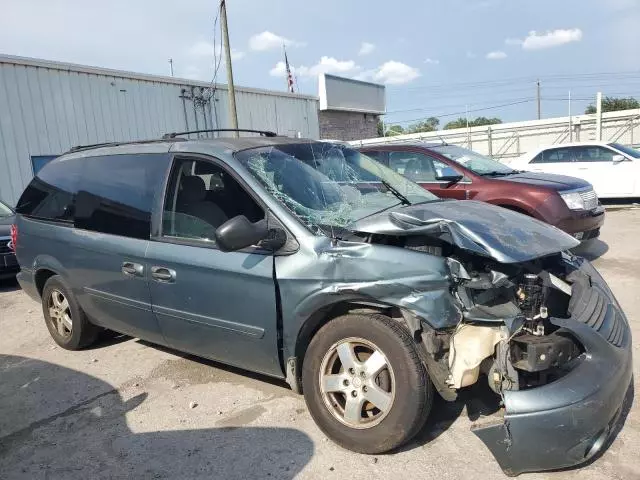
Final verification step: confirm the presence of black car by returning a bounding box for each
[0,199,18,279]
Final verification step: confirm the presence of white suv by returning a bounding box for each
[513,142,640,198]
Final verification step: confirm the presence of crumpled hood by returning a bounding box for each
[348,200,579,263]
[495,172,590,191]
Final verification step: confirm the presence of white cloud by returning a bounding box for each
[521,28,583,50]
[271,56,360,78]
[371,61,420,85]
[269,61,288,77]
[249,31,303,52]
[187,40,244,60]
[358,42,375,55]
[271,57,419,85]
[424,58,440,65]
[486,50,507,60]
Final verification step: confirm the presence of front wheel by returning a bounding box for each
[302,313,433,453]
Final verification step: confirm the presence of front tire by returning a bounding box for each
[302,313,433,453]
[42,275,98,350]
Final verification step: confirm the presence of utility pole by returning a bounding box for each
[536,79,541,120]
[168,58,174,77]
[568,90,572,142]
[595,91,603,141]
[220,0,239,136]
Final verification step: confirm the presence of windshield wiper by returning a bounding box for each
[379,179,411,205]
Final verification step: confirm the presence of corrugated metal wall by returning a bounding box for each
[0,55,320,204]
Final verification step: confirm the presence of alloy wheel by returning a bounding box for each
[318,337,395,429]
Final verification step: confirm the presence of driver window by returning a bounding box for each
[162,158,264,243]
[572,146,614,163]
[388,151,438,181]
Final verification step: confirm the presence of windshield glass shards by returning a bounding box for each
[236,142,436,234]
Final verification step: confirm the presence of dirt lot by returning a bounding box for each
[1,209,638,480]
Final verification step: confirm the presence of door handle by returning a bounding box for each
[122,262,144,277]
[151,266,176,283]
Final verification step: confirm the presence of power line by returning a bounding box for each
[387,71,640,93]
[389,99,534,125]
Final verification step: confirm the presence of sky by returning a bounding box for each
[2,0,640,128]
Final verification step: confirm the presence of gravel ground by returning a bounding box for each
[1,209,638,480]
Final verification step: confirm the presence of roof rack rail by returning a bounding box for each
[68,138,184,153]
[162,128,278,139]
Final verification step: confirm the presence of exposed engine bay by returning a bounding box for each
[353,231,586,398]
[444,252,583,396]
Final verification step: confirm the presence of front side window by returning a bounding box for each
[74,154,167,240]
[162,158,264,244]
[429,145,515,176]
[236,142,436,233]
[533,148,574,164]
[572,146,614,163]
[388,151,439,182]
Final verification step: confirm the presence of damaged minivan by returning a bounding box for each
[14,132,632,475]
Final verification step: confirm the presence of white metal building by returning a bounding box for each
[0,54,320,204]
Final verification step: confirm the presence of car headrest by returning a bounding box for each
[179,176,206,203]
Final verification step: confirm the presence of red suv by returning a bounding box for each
[359,142,604,240]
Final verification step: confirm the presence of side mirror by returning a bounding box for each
[612,154,626,164]
[215,215,268,252]
[435,166,464,187]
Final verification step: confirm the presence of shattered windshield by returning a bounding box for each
[431,145,515,175]
[236,142,436,233]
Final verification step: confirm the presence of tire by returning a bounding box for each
[41,275,99,350]
[302,313,433,454]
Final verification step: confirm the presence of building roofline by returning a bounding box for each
[0,53,319,101]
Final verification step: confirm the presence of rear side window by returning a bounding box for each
[17,153,168,240]
[530,148,574,164]
[16,157,82,222]
[363,150,388,165]
[74,154,168,240]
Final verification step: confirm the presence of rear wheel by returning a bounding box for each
[42,275,98,350]
[302,313,433,453]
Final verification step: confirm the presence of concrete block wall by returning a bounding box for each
[319,110,379,141]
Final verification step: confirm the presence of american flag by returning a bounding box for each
[284,48,295,93]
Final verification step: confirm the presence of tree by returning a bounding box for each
[443,116,502,130]
[585,96,640,114]
[377,121,384,137]
[407,117,440,133]
[385,124,405,136]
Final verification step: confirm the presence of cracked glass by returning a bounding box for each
[236,142,436,234]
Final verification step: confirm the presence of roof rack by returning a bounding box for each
[67,138,185,153]
[162,128,278,139]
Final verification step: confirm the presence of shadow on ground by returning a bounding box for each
[0,355,314,479]
[573,238,609,261]
[0,277,20,293]
[401,378,502,451]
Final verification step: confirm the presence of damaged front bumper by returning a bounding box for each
[472,261,633,476]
